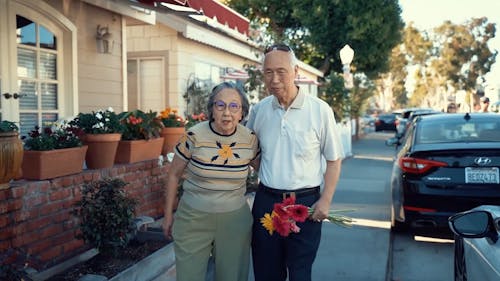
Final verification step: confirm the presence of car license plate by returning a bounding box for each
[465,167,500,183]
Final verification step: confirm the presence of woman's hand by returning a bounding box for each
[162,213,174,240]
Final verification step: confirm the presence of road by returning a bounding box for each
[316,131,453,281]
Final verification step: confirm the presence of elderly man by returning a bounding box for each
[246,44,344,281]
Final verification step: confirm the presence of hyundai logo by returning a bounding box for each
[474,157,492,165]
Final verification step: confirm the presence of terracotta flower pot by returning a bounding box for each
[0,132,23,189]
[82,133,121,169]
[22,146,88,180]
[160,127,185,155]
[115,137,164,164]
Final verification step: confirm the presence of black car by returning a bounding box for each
[394,107,436,136]
[386,113,500,233]
[375,113,397,131]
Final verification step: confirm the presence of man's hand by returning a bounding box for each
[310,196,331,222]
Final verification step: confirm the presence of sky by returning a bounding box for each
[399,0,500,89]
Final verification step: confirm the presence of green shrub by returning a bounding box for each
[73,178,137,257]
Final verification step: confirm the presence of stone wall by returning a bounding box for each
[0,159,169,269]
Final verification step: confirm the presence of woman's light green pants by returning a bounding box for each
[172,201,252,281]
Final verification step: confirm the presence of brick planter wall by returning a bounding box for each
[0,159,170,269]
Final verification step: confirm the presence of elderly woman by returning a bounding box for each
[162,82,260,281]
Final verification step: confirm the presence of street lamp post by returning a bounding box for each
[340,44,354,90]
[339,44,355,156]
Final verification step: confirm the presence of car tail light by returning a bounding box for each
[403,206,436,213]
[399,157,448,174]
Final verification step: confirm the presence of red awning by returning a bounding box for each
[138,0,249,35]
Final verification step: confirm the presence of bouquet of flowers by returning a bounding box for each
[260,197,354,237]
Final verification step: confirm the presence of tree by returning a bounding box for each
[226,0,404,78]
[395,18,497,110]
[318,72,347,121]
[433,17,497,92]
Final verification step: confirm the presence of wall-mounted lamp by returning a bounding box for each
[96,25,113,54]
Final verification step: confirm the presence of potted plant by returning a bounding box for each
[114,110,164,164]
[0,120,23,189]
[69,108,124,169]
[21,123,88,180]
[158,108,186,155]
[185,112,207,129]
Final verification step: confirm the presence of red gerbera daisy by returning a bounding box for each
[273,203,289,219]
[273,215,292,237]
[288,204,309,222]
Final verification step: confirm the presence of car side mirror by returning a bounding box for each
[449,210,498,243]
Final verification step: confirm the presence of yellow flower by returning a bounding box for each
[218,144,234,159]
[260,211,276,235]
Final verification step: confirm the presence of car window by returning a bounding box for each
[416,119,500,143]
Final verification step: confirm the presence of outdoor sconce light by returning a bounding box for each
[96,25,113,54]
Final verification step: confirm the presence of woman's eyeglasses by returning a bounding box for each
[264,44,292,54]
[214,100,241,113]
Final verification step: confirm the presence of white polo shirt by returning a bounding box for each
[246,88,344,190]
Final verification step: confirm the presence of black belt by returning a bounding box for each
[259,183,319,199]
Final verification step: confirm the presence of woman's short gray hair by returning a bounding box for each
[206,81,250,122]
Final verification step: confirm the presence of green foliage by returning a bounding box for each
[396,18,497,109]
[118,110,162,140]
[73,178,137,257]
[433,17,496,91]
[243,64,267,101]
[69,108,124,134]
[318,72,348,121]
[350,77,376,119]
[22,124,83,151]
[183,76,210,118]
[0,120,19,133]
[158,108,186,127]
[228,0,403,78]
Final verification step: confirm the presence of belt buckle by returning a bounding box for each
[282,192,296,200]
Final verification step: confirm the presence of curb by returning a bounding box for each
[110,243,175,281]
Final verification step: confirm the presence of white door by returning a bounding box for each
[0,0,64,137]
[127,58,165,113]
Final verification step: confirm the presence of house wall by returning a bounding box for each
[0,160,168,269]
[46,0,126,113]
[127,23,257,115]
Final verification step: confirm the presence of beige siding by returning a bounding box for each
[127,24,255,114]
[49,1,125,113]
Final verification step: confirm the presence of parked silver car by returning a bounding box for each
[449,205,500,281]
